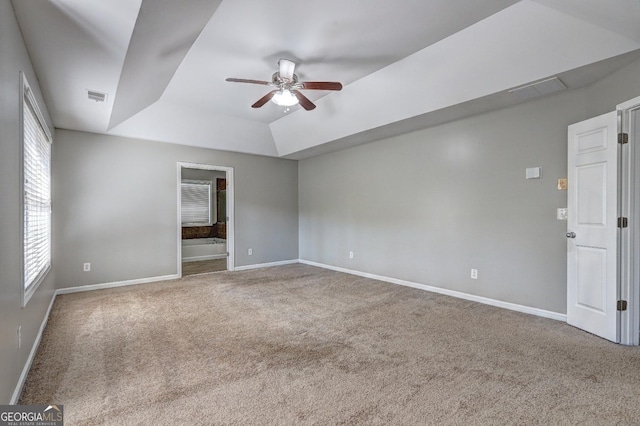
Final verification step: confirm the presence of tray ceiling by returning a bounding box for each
[11,0,640,158]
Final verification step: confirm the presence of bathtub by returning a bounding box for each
[181,237,227,262]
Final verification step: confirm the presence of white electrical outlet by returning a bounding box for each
[557,208,568,221]
[471,269,478,280]
[248,248,252,256]
[349,251,354,259]
[83,262,91,272]
[17,326,21,349]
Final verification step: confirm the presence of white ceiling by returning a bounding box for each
[12,0,640,159]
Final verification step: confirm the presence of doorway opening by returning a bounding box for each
[177,162,234,277]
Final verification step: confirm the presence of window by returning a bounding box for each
[22,74,52,306]
[181,180,212,226]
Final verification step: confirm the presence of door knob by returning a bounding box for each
[566,232,576,238]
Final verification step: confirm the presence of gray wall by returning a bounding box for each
[0,0,56,404]
[298,57,640,315]
[585,58,640,119]
[53,130,298,288]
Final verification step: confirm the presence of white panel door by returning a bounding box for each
[567,111,619,342]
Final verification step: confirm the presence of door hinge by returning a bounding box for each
[617,300,628,311]
[226,252,229,257]
[618,133,629,144]
[618,217,628,228]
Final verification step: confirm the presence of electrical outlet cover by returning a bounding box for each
[557,208,568,220]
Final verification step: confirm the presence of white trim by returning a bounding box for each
[177,162,235,276]
[11,292,56,404]
[617,96,640,345]
[234,259,299,271]
[617,95,640,111]
[299,259,567,322]
[225,168,235,272]
[56,274,180,295]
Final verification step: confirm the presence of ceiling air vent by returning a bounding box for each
[86,90,107,103]
[509,77,567,100]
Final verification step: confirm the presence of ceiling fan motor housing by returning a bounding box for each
[272,72,299,88]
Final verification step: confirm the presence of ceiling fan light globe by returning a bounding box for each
[272,89,299,107]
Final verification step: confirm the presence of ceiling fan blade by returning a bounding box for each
[278,59,296,82]
[226,78,271,85]
[251,90,278,108]
[300,81,343,91]
[291,90,316,111]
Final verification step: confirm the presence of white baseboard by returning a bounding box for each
[56,274,180,295]
[234,259,298,271]
[299,259,567,322]
[11,291,57,404]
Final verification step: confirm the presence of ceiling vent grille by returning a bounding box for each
[86,90,107,102]
[509,77,567,100]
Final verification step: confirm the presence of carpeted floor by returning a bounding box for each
[20,264,640,424]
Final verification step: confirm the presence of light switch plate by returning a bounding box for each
[526,167,541,179]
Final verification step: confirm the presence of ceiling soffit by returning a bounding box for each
[11,0,640,158]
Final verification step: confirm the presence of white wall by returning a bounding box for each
[298,57,640,315]
[52,130,298,288]
[0,0,56,404]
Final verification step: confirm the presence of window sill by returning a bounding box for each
[23,264,51,307]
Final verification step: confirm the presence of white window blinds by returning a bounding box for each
[23,77,52,295]
[181,181,211,225]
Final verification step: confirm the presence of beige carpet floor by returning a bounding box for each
[20,264,640,425]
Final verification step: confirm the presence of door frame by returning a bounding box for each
[177,162,235,276]
[618,96,640,345]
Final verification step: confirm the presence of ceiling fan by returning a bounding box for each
[226,59,342,111]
